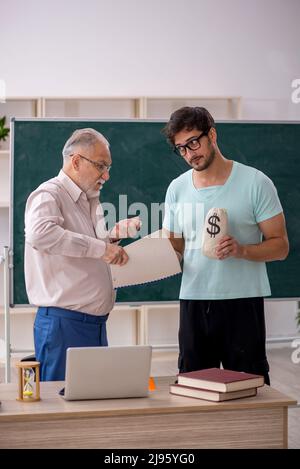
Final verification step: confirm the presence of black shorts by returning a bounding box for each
[178,297,270,385]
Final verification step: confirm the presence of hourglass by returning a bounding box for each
[16,361,40,402]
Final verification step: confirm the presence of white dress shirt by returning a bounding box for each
[24,170,115,315]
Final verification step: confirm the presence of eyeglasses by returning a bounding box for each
[174,130,210,157]
[73,153,111,174]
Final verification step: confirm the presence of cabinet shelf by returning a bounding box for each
[143,96,242,119]
[39,95,242,119]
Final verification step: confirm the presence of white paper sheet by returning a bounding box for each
[110,230,181,288]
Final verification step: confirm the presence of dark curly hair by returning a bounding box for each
[162,106,215,146]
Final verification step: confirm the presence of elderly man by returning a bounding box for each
[25,128,140,381]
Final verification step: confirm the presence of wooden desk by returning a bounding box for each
[0,377,296,449]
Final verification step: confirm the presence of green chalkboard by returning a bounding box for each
[11,119,300,305]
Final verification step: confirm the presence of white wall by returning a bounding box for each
[0,0,300,119]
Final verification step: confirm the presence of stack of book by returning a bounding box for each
[170,368,265,402]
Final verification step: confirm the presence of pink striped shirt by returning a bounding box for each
[24,170,115,315]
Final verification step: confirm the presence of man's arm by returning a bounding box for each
[163,228,185,261]
[25,190,128,265]
[216,213,289,262]
[109,216,141,242]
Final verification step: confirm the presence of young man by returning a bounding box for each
[162,107,289,384]
[25,128,140,381]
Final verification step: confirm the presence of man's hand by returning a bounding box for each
[215,235,244,260]
[102,244,129,265]
[110,216,141,241]
[216,214,289,262]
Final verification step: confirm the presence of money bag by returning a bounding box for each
[202,208,228,259]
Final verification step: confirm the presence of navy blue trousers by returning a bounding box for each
[34,306,108,381]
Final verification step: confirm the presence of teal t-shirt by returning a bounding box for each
[163,161,283,300]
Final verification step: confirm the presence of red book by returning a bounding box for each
[177,368,264,392]
[170,383,257,402]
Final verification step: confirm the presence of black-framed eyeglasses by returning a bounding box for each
[174,130,210,157]
[72,153,111,174]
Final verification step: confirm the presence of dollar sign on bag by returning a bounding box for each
[207,213,221,238]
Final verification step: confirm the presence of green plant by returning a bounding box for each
[0,116,10,142]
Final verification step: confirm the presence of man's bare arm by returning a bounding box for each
[163,228,185,261]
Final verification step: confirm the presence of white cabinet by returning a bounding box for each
[42,97,140,118]
[142,96,242,119]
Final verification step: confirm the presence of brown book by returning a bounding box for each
[170,383,257,402]
[177,368,264,392]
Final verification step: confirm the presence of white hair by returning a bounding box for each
[62,128,109,161]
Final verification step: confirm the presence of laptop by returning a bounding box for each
[61,345,152,401]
